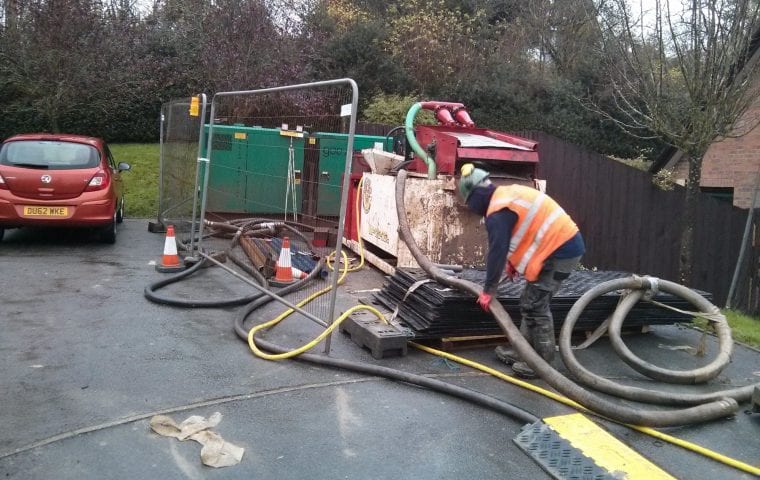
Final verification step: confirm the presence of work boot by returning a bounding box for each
[511,361,538,379]
[532,319,556,363]
[494,345,521,366]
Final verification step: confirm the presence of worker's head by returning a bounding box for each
[458,163,491,202]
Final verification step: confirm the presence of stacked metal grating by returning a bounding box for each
[371,269,712,340]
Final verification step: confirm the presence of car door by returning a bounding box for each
[105,145,123,201]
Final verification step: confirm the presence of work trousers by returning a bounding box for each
[519,255,583,363]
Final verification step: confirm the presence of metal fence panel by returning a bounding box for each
[157,95,208,252]
[198,79,366,353]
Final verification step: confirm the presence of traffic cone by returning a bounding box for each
[156,225,185,273]
[272,237,296,285]
[291,267,308,279]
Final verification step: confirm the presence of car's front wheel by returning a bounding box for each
[0,227,4,242]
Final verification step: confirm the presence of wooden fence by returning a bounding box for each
[356,122,397,136]
[516,131,756,312]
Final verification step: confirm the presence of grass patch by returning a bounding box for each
[724,310,760,348]
[110,143,160,218]
[691,309,760,348]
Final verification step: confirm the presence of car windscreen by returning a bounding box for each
[0,140,100,170]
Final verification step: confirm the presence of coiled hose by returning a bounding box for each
[558,278,759,405]
[394,169,738,427]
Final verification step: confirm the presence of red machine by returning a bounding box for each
[343,101,543,268]
[405,101,540,180]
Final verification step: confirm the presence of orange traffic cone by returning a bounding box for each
[272,237,296,285]
[291,267,308,279]
[156,225,184,273]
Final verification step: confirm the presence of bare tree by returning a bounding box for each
[589,0,760,284]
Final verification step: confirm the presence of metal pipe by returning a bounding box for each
[322,78,360,355]
[189,93,208,259]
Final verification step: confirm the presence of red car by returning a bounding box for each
[0,133,130,243]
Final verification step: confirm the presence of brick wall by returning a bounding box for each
[701,100,760,209]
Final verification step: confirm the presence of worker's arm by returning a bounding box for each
[483,208,518,294]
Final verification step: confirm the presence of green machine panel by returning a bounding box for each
[243,128,304,215]
[205,125,304,215]
[205,125,246,212]
[312,132,392,216]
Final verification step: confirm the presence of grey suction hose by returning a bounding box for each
[558,278,759,405]
[232,283,539,425]
[395,169,738,427]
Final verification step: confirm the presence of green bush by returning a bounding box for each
[362,93,437,126]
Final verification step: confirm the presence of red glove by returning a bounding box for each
[505,262,518,281]
[477,292,493,312]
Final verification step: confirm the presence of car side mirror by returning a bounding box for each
[118,162,131,172]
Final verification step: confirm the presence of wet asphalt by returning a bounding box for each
[0,219,759,479]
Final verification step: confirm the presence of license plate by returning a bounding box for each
[23,206,68,217]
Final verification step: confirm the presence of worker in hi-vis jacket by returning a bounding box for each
[457,163,585,379]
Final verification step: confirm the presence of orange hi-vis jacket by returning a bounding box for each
[485,185,579,282]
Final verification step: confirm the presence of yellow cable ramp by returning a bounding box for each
[245,177,760,477]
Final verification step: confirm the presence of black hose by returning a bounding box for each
[156,217,325,312]
[145,218,310,308]
[394,169,738,427]
[233,281,539,425]
[385,125,406,156]
[144,257,269,308]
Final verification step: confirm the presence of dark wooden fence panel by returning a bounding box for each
[750,230,760,312]
[691,194,745,305]
[516,131,751,308]
[355,122,396,136]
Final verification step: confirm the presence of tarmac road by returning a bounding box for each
[1,219,759,479]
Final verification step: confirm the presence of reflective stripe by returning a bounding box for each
[486,185,578,281]
[510,193,545,256]
[516,205,565,272]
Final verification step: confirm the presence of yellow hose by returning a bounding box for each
[248,175,382,360]
[248,249,389,360]
[247,301,388,360]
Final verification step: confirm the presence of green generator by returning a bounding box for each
[204,125,390,218]
[204,125,305,215]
